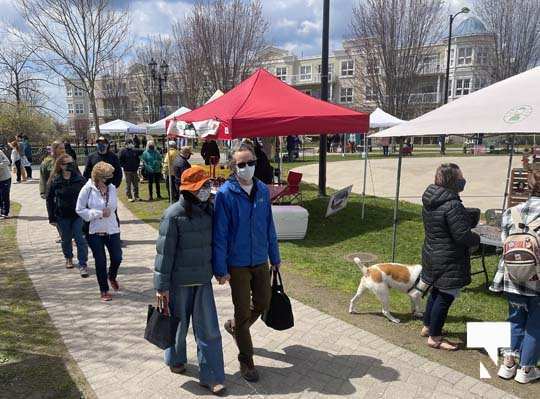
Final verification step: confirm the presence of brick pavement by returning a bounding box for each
[11,180,517,398]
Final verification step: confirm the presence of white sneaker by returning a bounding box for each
[498,363,518,379]
[515,367,540,384]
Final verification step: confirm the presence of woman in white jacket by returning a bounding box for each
[76,161,122,301]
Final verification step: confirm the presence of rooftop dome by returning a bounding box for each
[453,16,488,37]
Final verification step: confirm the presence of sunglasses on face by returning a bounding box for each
[236,160,256,168]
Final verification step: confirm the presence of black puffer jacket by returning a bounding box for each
[421,184,480,290]
[46,172,85,223]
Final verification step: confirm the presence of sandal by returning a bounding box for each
[428,338,458,351]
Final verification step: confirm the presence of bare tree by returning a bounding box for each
[350,0,444,119]
[17,0,131,135]
[475,0,540,81]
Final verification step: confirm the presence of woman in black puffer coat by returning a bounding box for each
[421,163,480,351]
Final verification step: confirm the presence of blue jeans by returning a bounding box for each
[165,282,225,385]
[507,293,540,367]
[87,233,122,293]
[423,288,457,337]
[57,217,88,266]
[0,178,10,216]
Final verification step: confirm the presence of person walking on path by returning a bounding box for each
[142,140,163,201]
[76,162,122,302]
[119,139,141,202]
[21,135,33,179]
[201,139,220,166]
[9,140,24,184]
[64,140,77,163]
[163,140,179,202]
[46,154,89,277]
[0,149,11,218]
[40,141,66,199]
[172,146,192,192]
[420,163,480,351]
[213,141,281,382]
[492,168,540,384]
[154,166,226,395]
[83,136,122,189]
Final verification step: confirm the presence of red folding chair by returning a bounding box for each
[272,171,303,204]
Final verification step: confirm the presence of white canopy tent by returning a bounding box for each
[91,119,143,134]
[205,89,224,104]
[147,107,192,136]
[370,66,540,260]
[127,122,149,134]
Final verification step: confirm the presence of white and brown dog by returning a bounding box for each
[348,257,430,323]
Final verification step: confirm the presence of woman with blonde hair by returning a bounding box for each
[9,140,24,183]
[76,161,122,301]
[46,153,88,275]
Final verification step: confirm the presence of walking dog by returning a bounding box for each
[349,257,429,323]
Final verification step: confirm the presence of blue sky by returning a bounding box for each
[1,0,470,120]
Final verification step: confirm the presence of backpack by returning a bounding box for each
[503,207,540,284]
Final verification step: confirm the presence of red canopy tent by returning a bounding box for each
[170,68,369,139]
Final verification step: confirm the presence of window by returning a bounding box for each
[449,49,455,67]
[303,90,312,96]
[300,65,312,80]
[317,64,334,81]
[68,103,74,114]
[458,47,473,65]
[276,67,287,81]
[476,47,489,65]
[74,103,84,114]
[366,61,379,75]
[474,76,489,90]
[340,87,353,103]
[341,60,354,76]
[74,87,84,97]
[455,78,471,96]
[66,86,73,97]
[131,101,139,112]
[365,86,377,102]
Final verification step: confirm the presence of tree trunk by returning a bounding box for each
[89,90,100,137]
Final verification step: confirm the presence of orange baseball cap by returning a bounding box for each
[180,166,210,192]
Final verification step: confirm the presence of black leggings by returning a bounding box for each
[14,160,21,182]
[423,288,456,337]
[148,172,161,199]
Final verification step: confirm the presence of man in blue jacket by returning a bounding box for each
[213,141,280,383]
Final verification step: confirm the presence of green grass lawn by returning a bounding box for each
[0,203,95,399]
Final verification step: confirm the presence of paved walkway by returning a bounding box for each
[294,156,521,211]
[12,180,516,398]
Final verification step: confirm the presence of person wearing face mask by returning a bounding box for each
[83,136,122,189]
[119,139,142,202]
[142,140,163,201]
[154,166,225,395]
[213,141,280,383]
[46,154,89,276]
[172,146,192,194]
[420,163,479,351]
[40,141,66,199]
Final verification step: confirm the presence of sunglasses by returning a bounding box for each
[237,160,256,168]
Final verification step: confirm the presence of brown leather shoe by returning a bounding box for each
[169,364,186,374]
[108,277,120,291]
[65,258,74,269]
[240,361,259,382]
[100,292,112,302]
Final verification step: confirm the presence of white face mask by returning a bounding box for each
[236,164,255,182]
[126,143,134,149]
[196,187,211,202]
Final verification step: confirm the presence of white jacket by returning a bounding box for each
[76,180,120,235]
[0,150,11,181]
[11,149,21,163]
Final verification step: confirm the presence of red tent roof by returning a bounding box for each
[174,68,369,139]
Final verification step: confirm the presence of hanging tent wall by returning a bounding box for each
[147,107,191,136]
[370,66,540,260]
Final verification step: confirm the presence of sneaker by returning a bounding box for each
[128,198,135,202]
[79,266,89,278]
[13,181,19,184]
[100,292,112,302]
[515,367,540,384]
[169,364,186,374]
[65,259,74,269]
[199,382,226,396]
[240,361,259,382]
[108,277,120,291]
[498,363,518,380]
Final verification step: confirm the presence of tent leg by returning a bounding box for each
[167,140,173,205]
[361,135,369,220]
[279,136,283,183]
[502,134,516,210]
[391,140,404,262]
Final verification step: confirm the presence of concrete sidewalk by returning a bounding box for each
[11,180,515,398]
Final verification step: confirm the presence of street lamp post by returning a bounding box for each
[149,58,169,120]
[318,0,330,197]
[441,7,470,154]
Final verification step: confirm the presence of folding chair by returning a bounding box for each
[273,171,303,204]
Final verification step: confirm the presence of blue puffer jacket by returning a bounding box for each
[213,176,280,277]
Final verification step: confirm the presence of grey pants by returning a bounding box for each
[124,171,139,199]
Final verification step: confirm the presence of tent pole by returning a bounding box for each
[361,133,369,219]
[167,139,173,205]
[502,133,516,210]
[392,139,404,262]
[279,136,283,182]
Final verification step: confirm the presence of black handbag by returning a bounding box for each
[144,298,180,350]
[262,270,294,331]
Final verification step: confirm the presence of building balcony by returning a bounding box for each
[277,73,336,86]
[408,92,439,104]
[418,64,444,75]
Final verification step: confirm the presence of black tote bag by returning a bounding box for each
[144,299,180,350]
[262,269,294,331]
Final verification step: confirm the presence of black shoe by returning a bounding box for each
[170,364,186,374]
[224,319,235,336]
[240,361,259,382]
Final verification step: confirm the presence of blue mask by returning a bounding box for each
[97,143,108,153]
[456,178,466,192]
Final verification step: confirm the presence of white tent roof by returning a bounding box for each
[369,107,405,129]
[205,89,224,104]
[91,119,142,134]
[146,107,192,135]
[371,66,540,138]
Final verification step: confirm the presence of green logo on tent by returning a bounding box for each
[503,105,532,124]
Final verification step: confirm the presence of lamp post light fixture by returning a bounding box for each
[149,58,169,119]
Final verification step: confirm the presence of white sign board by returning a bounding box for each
[325,185,353,218]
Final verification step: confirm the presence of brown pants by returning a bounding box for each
[229,264,271,365]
